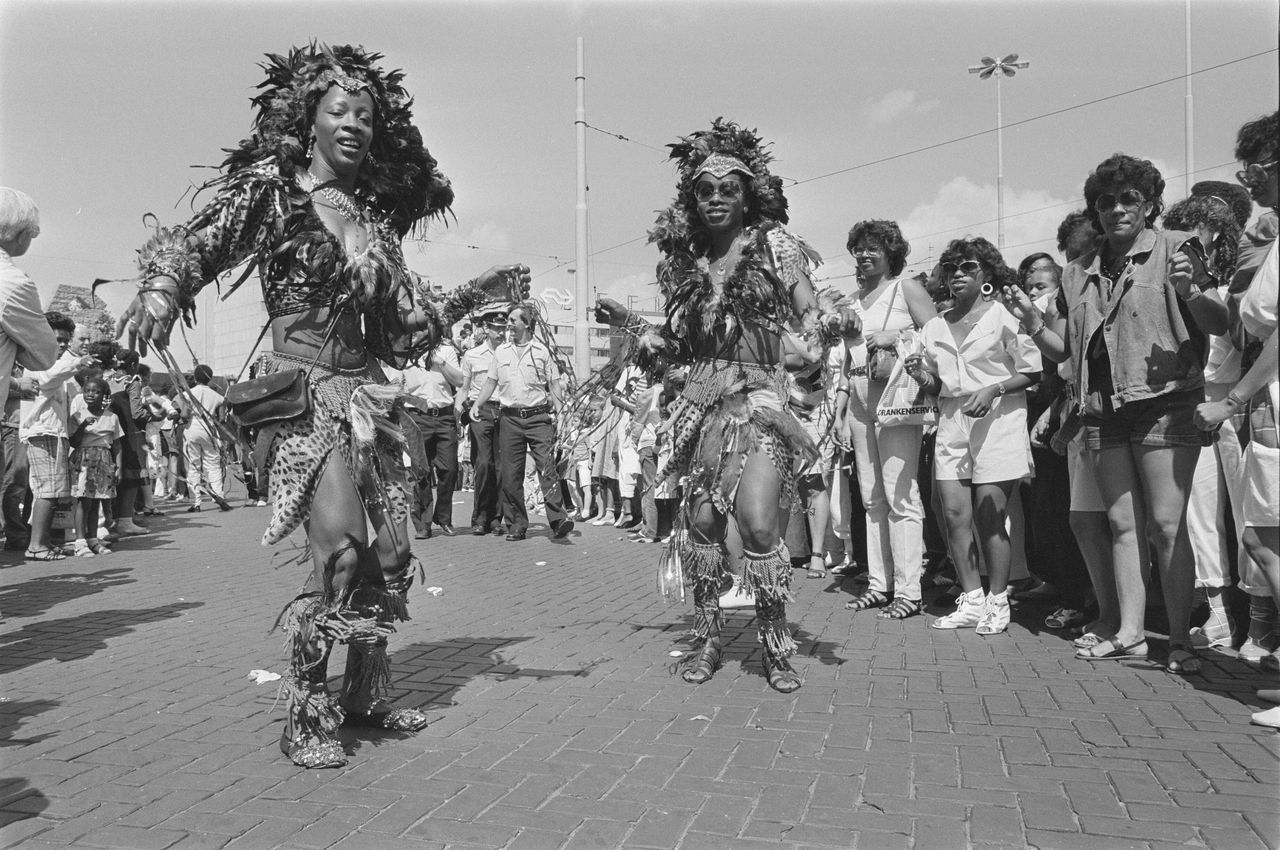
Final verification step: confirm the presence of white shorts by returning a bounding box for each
[1067,434,1105,512]
[934,394,1031,484]
[1242,442,1279,528]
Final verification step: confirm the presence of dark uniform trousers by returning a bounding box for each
[497,407,567,535]
[405,406,458,531]
[468,401,502,532]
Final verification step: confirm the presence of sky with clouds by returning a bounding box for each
[1,0,1276,364]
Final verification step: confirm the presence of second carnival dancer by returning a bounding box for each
[593,120,848,693]
[114,44,530,768]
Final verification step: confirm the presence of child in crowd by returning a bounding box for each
[69,375,122,557]
[905,237,1041,635]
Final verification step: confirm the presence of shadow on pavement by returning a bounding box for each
[0,602,203,673]
[0,698,58,749]
[0,567,134,620]
[0,778,48,825]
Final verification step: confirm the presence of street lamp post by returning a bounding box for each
[968,54,1029,254]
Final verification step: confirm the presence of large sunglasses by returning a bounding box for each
[1093,189,1147,212]
[693,181,745,202]
[1236,160,1277,188]
[940,260,982,278]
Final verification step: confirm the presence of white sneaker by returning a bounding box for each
[718,576,754,610]
[1251,705,1280,729]
[932,589,985,630]
[115,519,150,536]
[1239,636,1279,663]
[976,591,1011,636]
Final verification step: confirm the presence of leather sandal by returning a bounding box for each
[877,597,921,620]
[341,707,430,732]
[763,652,801,693]
[681,638,721,684]
[845,589,890,611]
[1166,644,1201,675]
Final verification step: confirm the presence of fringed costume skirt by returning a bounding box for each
[661,358,818,514]
[254,351,411,547]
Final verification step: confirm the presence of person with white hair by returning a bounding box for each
[0,188,61,566]
[0,188,59,427]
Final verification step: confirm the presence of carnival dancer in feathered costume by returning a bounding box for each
[114,44,530,768]
[592,119,848,692]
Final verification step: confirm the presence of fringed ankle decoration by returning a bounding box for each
[341,639,393,713]
[754,597,798,660]
[350,581,410,625]
[685,539,728,641]
[277,672,347,769]
[742,542,794,607]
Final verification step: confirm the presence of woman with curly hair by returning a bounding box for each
[905,237,1041,635]
[114,44,529,768]
[1001,153,1227,672]
[835,220,934,618]
[592,119,842,692]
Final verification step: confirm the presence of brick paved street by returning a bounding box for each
[2,497,1277,849]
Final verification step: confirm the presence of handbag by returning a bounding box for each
[223,313,341,428]
[866,282,900,383]
[874,339,938,427]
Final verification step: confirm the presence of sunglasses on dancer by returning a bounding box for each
[693,181,745,201]
[1093,189,1147,212]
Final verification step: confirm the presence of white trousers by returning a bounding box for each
[1187,381,1259,591]
[184,432,225,506]
[848,376,925,600]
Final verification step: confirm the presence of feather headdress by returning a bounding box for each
[217,42,452,238]
[648,117,789,260]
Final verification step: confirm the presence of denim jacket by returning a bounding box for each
[1060,227,1206,415]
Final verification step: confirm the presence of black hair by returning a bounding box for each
[1017,252,1061,286]
[1083,154,1165,233]
[938,236,1016,290]
[193,364,214,385]
[86,339,119,368]
[1235,111,1278,165]
[44,311,75,335]
[1190,181,1253,230]
[1055,210,1094,257]
[845,220,911,277]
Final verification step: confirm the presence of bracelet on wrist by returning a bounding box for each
[1027,321,1048,337]
[1180,286,1203,303]
[1225,391,1247,409]
[995,382,1007,396]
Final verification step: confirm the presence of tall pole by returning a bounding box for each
[1184,0,1194,195]
[969,54,1028,255]
[995,70,1005,254]
[573,37,591,381]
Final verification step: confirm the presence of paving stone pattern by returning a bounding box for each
[1,498,1277,849]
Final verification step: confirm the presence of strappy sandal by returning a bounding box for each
[681,638,721,684]
[1045,607,1086,630]
[73,540,95,558]
[806,560,827,580]
[845,589,890,611]
[341,707,430,732]
[877,597,921,620]
[763,652,801,693]
[24,547,65,562]
[1166,644,1201,675]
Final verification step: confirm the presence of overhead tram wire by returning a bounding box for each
[788,48,1276,189]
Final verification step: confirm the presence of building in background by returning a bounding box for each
[47,285,113,340]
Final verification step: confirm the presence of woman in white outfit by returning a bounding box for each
[836,221,936,619]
